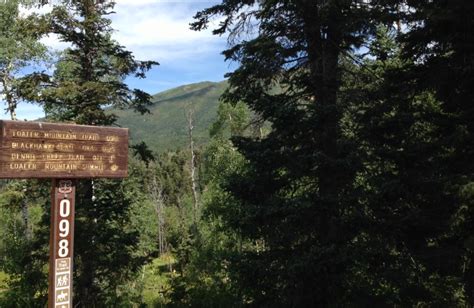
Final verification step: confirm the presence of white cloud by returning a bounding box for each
[40,33,70,51]
[0,103,44,121]
[115,0,159,5]
[21,1,225,63]
[111,1,225,62]
[116,0,218,6]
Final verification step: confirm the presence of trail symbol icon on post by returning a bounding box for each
[59,181,73,194]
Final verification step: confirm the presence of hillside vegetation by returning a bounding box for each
[115,81,227,151]
[1,1,473,307]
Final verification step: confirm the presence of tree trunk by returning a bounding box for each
[186,106,199,222]
[150,176,166,255]
[301,1,344,305]
[1,61,17,120]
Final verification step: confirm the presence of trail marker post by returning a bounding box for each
[0,120,129,308]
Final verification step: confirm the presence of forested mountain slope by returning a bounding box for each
[114,81,227,151]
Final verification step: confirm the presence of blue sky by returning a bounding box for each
[1,0,231,120]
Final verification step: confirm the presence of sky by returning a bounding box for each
[1,0,231,120]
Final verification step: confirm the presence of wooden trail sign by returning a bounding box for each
[0,120,128,178]
[0,120,129,308]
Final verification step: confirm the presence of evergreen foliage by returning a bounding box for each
[1,1,473,306]
[187,0,474,306]
[191,1,380,305]
[394,1,474,303]
[22,0,157,125]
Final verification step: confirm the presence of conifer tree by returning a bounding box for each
[387,1,474,304]
[192,1,385,305]
[345,24,467,305]
[23,0,157,124]
[18,0,158,306]
[190,1,474,305]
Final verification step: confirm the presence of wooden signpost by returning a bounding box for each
[0,120,129,308]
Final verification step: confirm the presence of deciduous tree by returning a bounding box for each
[0,0,47,120]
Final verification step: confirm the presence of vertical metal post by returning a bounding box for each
[49,179,75,308]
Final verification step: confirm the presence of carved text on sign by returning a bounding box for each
[0,120,128,178]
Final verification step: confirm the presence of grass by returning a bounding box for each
[141,253,176,307]
[0,271,8,294]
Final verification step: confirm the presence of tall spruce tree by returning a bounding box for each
[345,24,467,305]
[191,1,387,306]
[184,1,474,305]
[388,1,474,304]
[345,1,474,305]
[18,0,158,306]
[23,0,157,124]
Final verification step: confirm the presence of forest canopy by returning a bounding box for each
[1,0,473,306]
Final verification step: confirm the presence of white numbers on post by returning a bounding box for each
[58,239,69,258]
[58,198,71,257]
[59,220,69,237]
[60,199,70,217]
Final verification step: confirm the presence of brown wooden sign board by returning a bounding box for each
[0,120,128,178]
[0,120,129,307]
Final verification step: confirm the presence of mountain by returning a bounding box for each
[114,81,227,152]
